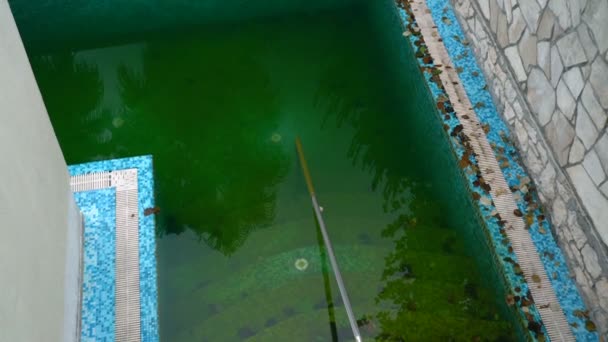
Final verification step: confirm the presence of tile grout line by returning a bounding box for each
[409,0,574,340]
[70,169,141,342]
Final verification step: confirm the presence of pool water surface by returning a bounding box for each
[26,1,517,340]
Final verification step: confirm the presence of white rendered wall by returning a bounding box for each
[0,0,82,341]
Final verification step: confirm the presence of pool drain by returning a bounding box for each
[294,258,309,271]
[271,133,282,143]
[112,117,125,128]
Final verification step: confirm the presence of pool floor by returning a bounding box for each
[28,2,517,340]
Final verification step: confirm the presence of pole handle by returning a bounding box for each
[295,136,316,196]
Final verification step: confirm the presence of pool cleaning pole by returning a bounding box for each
[295,137,363,342]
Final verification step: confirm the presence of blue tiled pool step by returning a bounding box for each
[69,156,159,342]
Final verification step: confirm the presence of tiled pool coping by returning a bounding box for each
[397,0,598,340]
[69,156,159,342]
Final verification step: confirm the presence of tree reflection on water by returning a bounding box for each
[315,48,514,340]
[117,38,290,255]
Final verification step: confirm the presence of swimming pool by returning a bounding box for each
[17,0,523,340]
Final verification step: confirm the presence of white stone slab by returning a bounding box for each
[590,57,608,108]
[519,0,542,32]
[557,80,576,119]
[506,45,528,81]
[595,133,608,172]
[537,40,551,78]
[527,68,556,125]
[577,23,598,60]
[551,45,563,87]
[563,67,584,98]
[567,165,608,246]
[583,0,608,53]
[569,138,586,164]
[576,102,599,149]
[556,32,588,67]
[549,0,572,29]
[583,149,607,185]
[581,84,607,130]
[546,109,575,165]
[508,7,526,44]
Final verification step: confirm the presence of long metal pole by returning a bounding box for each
[295,137,362,342]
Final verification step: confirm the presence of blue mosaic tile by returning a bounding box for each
[395,0,598,339]
[70,155,159,342]
[75,188,116,342]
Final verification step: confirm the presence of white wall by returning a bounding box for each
[0,0,82,341]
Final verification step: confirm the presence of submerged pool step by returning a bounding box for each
[229,218,469,263]
[173,301,376,342]
[165,246,498,340]
[242,305,512,342]
[179,272,499,330]
[167,218,471,295]
[175,273,505,341]
[187,245,481,304]
[274,192,388,220]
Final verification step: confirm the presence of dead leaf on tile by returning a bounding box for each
[585,320,597,332]
[479,196,492,206]
[495,187,507,196]
[525,214,534,227]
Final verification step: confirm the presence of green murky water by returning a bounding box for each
[24,1,516,340]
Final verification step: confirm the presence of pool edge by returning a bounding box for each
[395,0,599,340]
[69,155,159,342]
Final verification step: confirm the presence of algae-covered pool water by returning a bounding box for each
[23,0,517,340]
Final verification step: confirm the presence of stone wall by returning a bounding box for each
[447,0,608,336]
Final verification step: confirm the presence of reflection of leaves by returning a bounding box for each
[30,53,104,159]
[117,38,288,255]
[315,21,514,340]
[315,57,415,206]
[117,65,146,110]
[31,53,103,116]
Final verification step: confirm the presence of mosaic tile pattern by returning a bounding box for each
[396,0,598,339]
[76,189,116,342]
[70,155,159,342]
